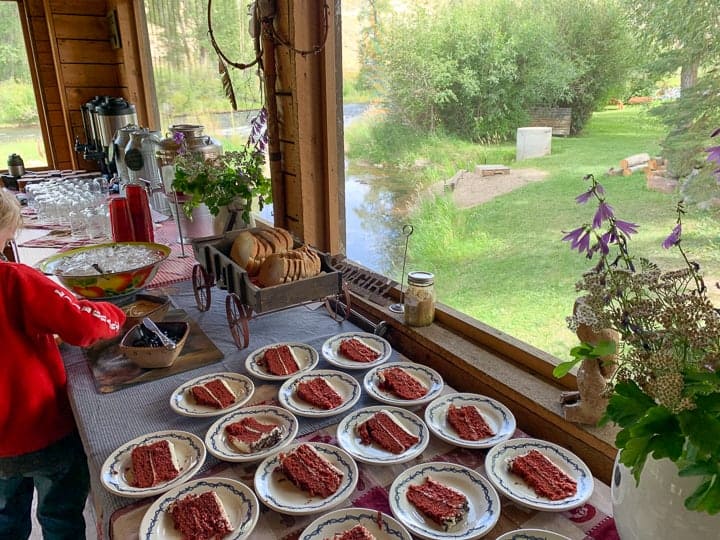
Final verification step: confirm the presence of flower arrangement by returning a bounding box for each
[557,171,720,515]
[172,109,272,224]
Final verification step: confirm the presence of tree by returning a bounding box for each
[626,0,720,91]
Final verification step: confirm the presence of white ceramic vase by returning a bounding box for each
[612,453,720,539]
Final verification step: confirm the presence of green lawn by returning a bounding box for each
[396,108,720,361]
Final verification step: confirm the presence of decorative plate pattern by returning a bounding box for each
[300,507,413,540]
[484,438,594,512]
[336,405,430,465]
[494,529,572,540]
[205,406,298,463]
[424,393,516,449]
[100,431,206,498]
[169,372,254,417]
[389,461,501,540]
[138,477,259,540]
[245,342,319,381]
[254,442,359,515]
[321,331,392,370]
[364,362,444,408]
[278,369,362,418]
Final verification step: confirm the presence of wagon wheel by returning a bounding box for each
[192,264,214,312]
[324,283,351,322]
[226,293,252,349]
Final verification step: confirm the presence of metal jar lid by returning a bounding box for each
[407,271,434,285]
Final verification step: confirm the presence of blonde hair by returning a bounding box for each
[0,188,23,234]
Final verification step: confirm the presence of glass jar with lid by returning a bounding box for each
[404,271,436,326]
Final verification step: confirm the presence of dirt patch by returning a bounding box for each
[432,167,549,208]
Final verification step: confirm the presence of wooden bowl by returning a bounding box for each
[121,293,171,330]
[119,321,190,369]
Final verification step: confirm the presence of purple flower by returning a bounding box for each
[595,183,605,196]
[562,226,586,246]
[592,201,614,229]
[707,145,720,162]
[575,190,593,204]
[663,223,682,249]
[173,131,185,144]
[576,230,591,254]
[614,219,639,236]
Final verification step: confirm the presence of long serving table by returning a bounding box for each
[62,280,618,540]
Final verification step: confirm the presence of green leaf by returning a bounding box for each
[553,360,581,378]
[678,410,720,456]
[601,381,656,427]
[678,461,719,478]
[684,475,720,515]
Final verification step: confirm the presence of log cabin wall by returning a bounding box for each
[21,0,153,170]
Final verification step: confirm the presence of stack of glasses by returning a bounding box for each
[25,177,111,240]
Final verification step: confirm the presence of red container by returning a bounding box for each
[125,184,154,242]
[109,197,134,242]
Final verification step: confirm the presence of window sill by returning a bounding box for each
[350,293,618,485]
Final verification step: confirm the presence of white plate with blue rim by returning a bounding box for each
[100,430,206,499]
[364,362,444,408]
[205,405,298,463]
[336,405,430,465]
[138,477,259,540]
[244,342,319,381]
[389,461,501,540]
[254,442,359,515]
[278,369,362,417]
[300,507,413,540]
[321,331,392,370]
[169,372,254,418]
[424,393,516,449]
[484,438,594,512]
[494,529,572,540]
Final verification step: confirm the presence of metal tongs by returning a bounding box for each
[141,317,176,350]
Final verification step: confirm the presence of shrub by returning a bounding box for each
[0,80,38,125]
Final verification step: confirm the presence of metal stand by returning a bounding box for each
[170,189,189,258]
[389,224,414,314]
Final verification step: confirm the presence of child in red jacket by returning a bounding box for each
[0,188,126,539]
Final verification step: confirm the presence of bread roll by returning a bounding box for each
[257,245,322,287]
[229,227,294,276]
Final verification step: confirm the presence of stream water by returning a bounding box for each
[261,103,416,275]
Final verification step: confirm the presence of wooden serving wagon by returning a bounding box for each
[191,229,349,348]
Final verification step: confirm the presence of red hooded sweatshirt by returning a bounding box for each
[0,262,125,457]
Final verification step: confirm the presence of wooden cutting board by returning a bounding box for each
[84,308,224,393]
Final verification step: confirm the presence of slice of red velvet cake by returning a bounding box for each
[189,378,237,409]
[377,367,428,400]
[225,417,283,453]
[406,476,469,531]
[329,524,376,540]
[130,439,180,488]
[169,490,234,540]
[356,411,419,454]
[508,449,577,500]
[296,377,344,409]
[260,344,301,375]
[447,404,495,441]
[338,337,381,363]
[277,443,344,498]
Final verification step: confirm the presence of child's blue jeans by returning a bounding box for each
[0,432,90,540]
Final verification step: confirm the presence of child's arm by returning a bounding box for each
[12,264,126,347]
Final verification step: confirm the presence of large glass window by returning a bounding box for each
[340,0,720,364]
[143,0,263,151]
[0,1,48,168]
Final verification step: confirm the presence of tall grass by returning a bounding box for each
[348,107,720,361]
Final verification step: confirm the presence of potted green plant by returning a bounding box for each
[171,110,272,230]
[556,167,720,537]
